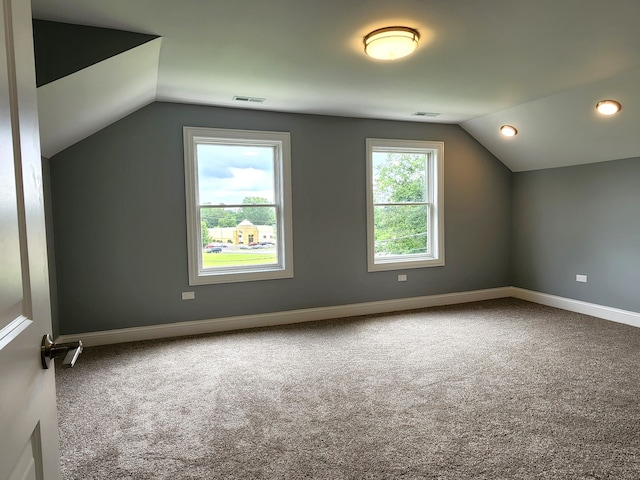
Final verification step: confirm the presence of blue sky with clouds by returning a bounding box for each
[197,144,275,205]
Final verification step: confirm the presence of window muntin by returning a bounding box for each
[366,138,444,271]
[184,127,293,284]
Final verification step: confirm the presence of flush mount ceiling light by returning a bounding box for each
[364,26,420,60]
[500,125,518,137]
[596,99,621,116]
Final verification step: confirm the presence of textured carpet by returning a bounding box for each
[56,298,640,479]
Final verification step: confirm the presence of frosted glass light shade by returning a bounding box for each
[364,27,420,60]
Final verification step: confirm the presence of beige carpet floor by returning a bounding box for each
[56,298,640,479]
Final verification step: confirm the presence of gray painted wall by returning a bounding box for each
[511,157,640,312]
[49,102,512,335]
[33,20,158,87]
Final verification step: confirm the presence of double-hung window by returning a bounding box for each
[366,138,444,271]
[183,127,293,285]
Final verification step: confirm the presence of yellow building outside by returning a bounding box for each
[207,220,275,246]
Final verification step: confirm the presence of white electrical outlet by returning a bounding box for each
[576,275,587,283]
[398,274,407,282]
[182,291,196,300]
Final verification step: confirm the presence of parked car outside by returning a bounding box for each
[205,246,222,253]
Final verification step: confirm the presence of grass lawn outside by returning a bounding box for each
[202,251,277,267]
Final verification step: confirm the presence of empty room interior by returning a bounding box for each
[11,0,640,478]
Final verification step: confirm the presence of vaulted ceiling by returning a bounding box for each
[31,0,640,171]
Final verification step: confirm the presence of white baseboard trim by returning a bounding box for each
[56,287,513,347]
[511,287,640,329]
[56,287,640,347]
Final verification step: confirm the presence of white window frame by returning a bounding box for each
[366,138,444,272]
[183,127,293,285]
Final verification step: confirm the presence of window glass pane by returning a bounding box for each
[200,206,278,269]
[197,144,275,204]
[373,205,429,256]
[366,138,443,271]
[185,127,292,284]
[372,151,426,204]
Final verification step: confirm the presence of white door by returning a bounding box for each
[0,0,61,478]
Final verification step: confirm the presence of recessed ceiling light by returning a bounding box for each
[364,27,420,60]
[596,99,621,116]
[500,125,518,137]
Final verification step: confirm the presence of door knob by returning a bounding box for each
[41,334,83,369]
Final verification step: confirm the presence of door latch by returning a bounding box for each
[41,334,83,369]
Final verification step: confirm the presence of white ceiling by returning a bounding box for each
[37,39,161,158]
[31,0,640,171]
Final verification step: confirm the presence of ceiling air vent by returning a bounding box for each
[233,96,266,104]
[412,112,441,117]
